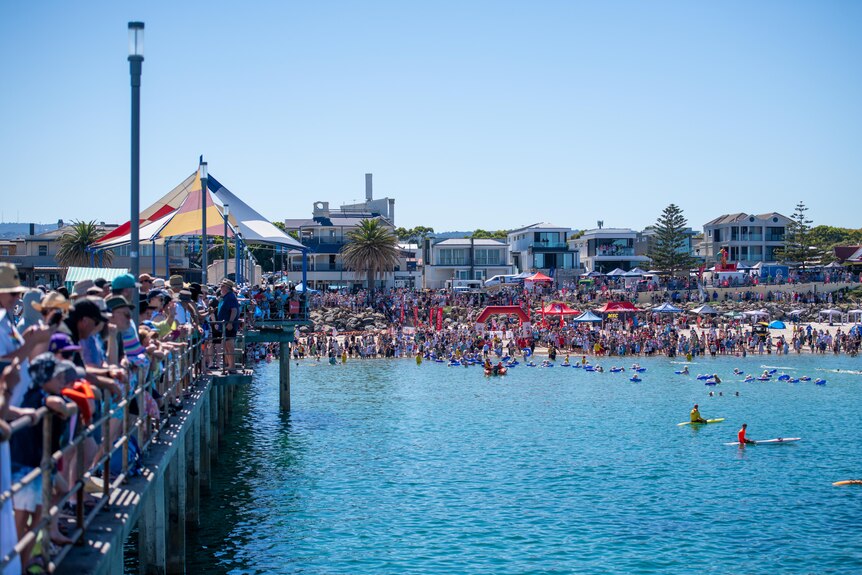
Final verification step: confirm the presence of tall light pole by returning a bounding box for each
[128,21,144,326]
[223,204,230,280]
[200,160,208,286]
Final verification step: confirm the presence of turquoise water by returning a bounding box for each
[188,355,862,574]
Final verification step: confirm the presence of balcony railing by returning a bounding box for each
[531,242,569,250]
[290,263,346,272]
[595,248,635,257]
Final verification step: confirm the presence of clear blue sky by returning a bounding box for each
[1,1,860,233]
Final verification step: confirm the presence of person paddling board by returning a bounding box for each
[738,423,756,445]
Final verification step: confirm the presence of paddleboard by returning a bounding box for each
[724,437,801,446]
[833,480,862,486]
[677,418,725,427]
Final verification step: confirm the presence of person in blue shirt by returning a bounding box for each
[217,280,240,372]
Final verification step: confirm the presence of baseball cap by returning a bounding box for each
[112,274,140,290]
[49,333,81,353]
[71,298,112,323]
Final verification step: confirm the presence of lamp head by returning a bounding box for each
[128,22,145,58]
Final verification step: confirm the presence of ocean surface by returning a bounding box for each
[176,354,862,574]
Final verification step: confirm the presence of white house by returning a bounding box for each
[424,238,513,289]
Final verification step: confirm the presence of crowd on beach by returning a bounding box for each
[1,262,860,572]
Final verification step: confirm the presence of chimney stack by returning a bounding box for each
[29,223,35,236]
[365,173,373,201]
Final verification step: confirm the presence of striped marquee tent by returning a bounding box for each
[93,170,305,251]
[90,163,308,283]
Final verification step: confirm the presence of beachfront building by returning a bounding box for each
[424,238,513,289]
[568,227,651,274]
[0,222,188,287]
[282,176,420,290]
[635,226,703,264]
[702,212,790,265]
[507,223,581,281]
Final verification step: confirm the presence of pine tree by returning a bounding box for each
[647,204,695,277]
[778,201,813,268]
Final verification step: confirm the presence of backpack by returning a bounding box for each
[110,433,143,477]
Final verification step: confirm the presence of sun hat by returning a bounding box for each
[221,279,236,289]
[111,274,140,290]
[70,279,95,299]
[31,291,71,312]
[86,286,104,296]
[152,278,166,288]
[28,352,59,387]
[105,295,134,311]
[169,275,185,289]
[0,263,26,294]
[138,273,153,283]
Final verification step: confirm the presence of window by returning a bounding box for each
[38,245,48,256]
[474,248,501,266]
[0,247,9,256]
[437,248,468,266]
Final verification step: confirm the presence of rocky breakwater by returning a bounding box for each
[309,307,391,333]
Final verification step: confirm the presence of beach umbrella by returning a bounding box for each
[743,309,769,317]
[768,320,786,329]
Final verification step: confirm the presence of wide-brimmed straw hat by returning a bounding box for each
[0,263,26,294]
[31,291,71,312]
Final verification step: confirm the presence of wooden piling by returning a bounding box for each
[199,396,211,495]
[166,436,187,574]
[186,417,200,529]
[279,342,291,411]
[139,470,166,575]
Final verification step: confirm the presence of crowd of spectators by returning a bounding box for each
[0,263,242,574]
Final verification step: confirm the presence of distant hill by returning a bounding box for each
[0,222,59,239]
[430,231,475,239]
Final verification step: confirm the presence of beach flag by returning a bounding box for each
[436,308,443,331]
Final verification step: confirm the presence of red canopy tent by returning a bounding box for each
[594,301,641,313]
[525,272,553,283]
[540,302,579,327]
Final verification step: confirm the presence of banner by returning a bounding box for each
[436,307,443,331]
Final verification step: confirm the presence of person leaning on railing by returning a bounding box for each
[8,353,79,571]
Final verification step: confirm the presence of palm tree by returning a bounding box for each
[341,218,400,292]
[57,220,112,268]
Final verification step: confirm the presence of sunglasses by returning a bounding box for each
[147,306,159,310]
[142,279,152,284]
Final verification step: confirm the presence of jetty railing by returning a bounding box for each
[0,337,203,572]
